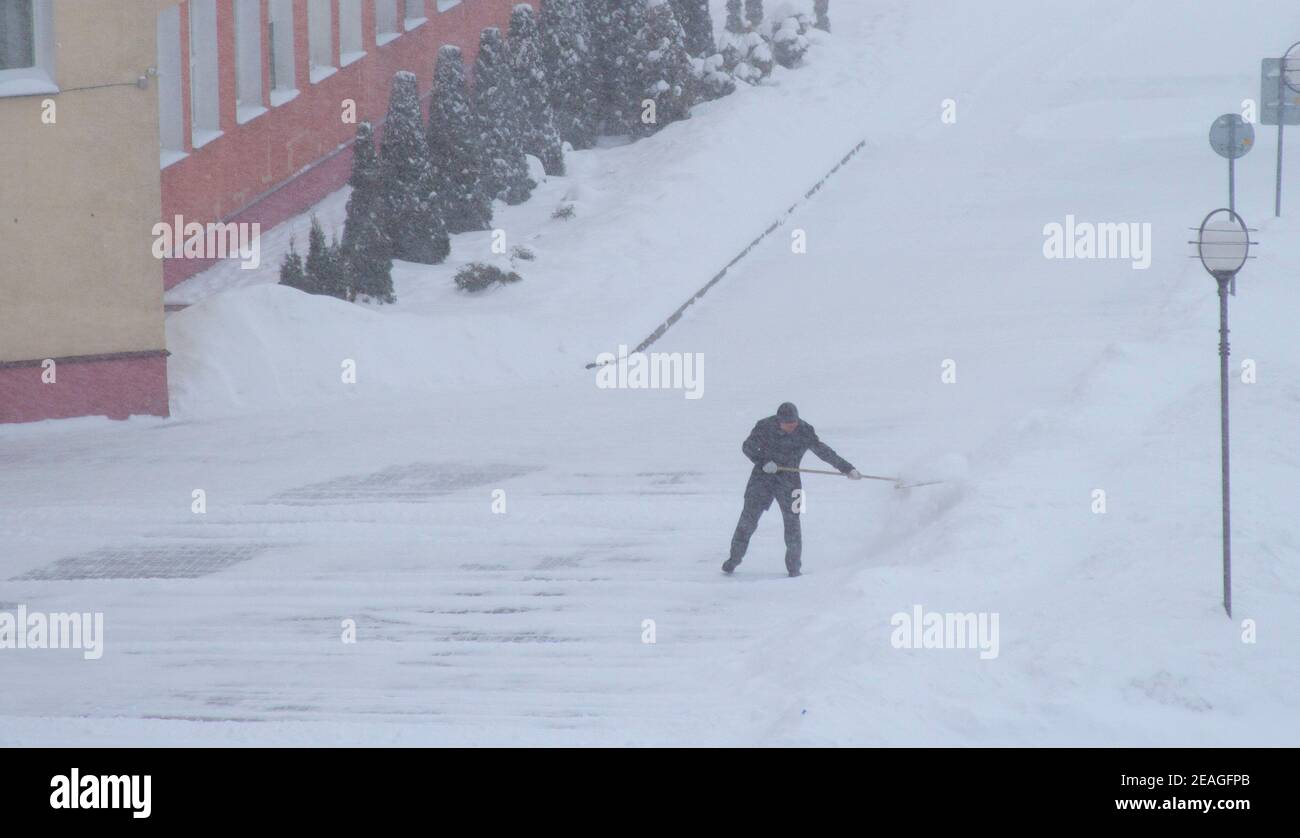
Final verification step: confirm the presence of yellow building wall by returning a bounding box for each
[0,0,167,362]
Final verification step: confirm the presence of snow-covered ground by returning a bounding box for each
[3,0,1298,746]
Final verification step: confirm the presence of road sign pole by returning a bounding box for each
[1229,117,1237,212]
[1230,156,1236,212]
[1278,64,1286,217]
[1217,273,1232,618]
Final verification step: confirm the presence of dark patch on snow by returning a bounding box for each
[263,462,539,505]
[13,543,268,580]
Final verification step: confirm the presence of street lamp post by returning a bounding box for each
[1192,209,1254,618]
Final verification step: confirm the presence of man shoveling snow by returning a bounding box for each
[723,402,861,577]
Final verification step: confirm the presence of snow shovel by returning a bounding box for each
[775,466,944,490]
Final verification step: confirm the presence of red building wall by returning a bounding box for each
[0,353,170,424]
[161,0,536,289]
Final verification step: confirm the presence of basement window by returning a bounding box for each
[0,0,57,98]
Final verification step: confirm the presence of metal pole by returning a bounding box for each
[1229,157,1236,213]
[1277,65,1286,218]
[1229,118,1237,213]
[1217,274,1233,618]
[1229,153,1239,295]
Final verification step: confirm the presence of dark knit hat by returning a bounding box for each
[777,402,799,422]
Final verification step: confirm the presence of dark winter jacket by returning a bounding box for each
[741,416,855,482]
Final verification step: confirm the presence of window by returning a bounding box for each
[307,0,335,82]
[268,0,297,105]
[0,0,34,70]
[157,5,184,166]
[404,0,427,29]
[188,0,221,147]
[436,1,462,12]
[234,0,265,123]
[375,0,399,45]
[0,0,56,97]
[339,0,364,66]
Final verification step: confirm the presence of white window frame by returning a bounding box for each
[307,0,336,83]
[404,0,427,30]
[234,0,266,123]
[0,0,57,98]
[188,0,222,148]
[375,0,400,45]
[436,1,462,12]
[339,0,365,66]
[268,0,298,106]
[157,4,185,167]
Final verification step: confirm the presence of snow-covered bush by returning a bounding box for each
[692,52,737,101]
[718,0,774,84]
[454,262,523,292]
[770,14,812,69]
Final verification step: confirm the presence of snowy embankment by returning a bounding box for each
[2,0,1298,745]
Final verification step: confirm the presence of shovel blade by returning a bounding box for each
[894,480,944,490]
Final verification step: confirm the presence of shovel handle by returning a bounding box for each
[775,466,898,482]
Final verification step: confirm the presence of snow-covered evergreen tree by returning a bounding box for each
[279,237,310,293]
[304,216,348,300]
[474,27,536,205]
[725,0,744,34]
[814,0,830,33]
[745,0,764,30]
[540,0,599,150]
[670,0,714,57]
[341,122,394,303]
[379,71,450,264]
[589,0,647,135]
[509,4,565,175]
[428,45,493,234]
[632,0,695,136]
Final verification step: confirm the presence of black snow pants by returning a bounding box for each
[729,473,802,574]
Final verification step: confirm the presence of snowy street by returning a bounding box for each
[2,0,1298,746]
